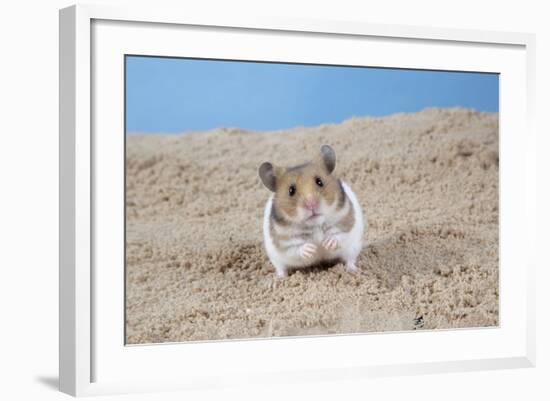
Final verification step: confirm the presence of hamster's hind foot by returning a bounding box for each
[272,263,288,278]
[345,261,360,274]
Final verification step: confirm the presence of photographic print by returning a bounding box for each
[125,56,499,344]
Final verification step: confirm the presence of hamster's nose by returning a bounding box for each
[304,198,319,212]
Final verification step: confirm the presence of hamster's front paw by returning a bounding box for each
[299,243,318,259]
[321,236,339,251]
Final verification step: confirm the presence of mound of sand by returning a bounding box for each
[125,108,499,344]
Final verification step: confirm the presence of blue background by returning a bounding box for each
[126,56,499,134]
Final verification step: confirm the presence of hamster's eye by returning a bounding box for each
[315,177,324,187]
[289,185,296,197]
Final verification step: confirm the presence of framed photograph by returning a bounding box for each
[59,4,536,396]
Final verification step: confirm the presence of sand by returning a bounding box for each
[125,108,499,344]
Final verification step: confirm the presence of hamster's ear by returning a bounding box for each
[259,162,277,192]
[320,145,336,174]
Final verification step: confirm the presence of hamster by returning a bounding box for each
[258,145,365,278]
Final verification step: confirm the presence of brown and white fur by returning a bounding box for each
[259,145,365,278]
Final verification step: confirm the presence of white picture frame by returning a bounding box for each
[59,3,536,397]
